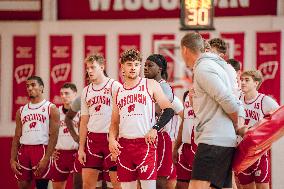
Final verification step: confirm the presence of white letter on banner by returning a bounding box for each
[143,0,159,11]
[161,0,178,10]
[125,0,142,11]
[89,0,111,11]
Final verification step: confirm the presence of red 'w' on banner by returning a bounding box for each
[256,31,281,104]
[118,35,140,83]
[50,36,72,106]
[84,35,106,85]
[12,36,36,120]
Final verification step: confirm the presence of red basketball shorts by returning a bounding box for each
[84,132,116,170]
[176,143,196,181]
[49,150,78,182]
[236,153,271,185]
[117,138,157,182]
[157,132,176,179]
[16,144,51,181]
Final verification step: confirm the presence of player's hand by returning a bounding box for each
[10,159,22,175]
[236,126,248,137]
[109,138,122,157]
[33,157,49,177]
[145,129,157,145]
[172,147,179,164]
[52,150,60,161]
[188,88,195,106]
[78,148,86,166]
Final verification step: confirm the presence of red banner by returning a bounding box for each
[221,32,245,69]
[50,36,72,106]
[84,35,106,84]
[256,31,281,104]
[57,0,276,20]
[12,36,36,120]
[152,34,175,82]
[118,35,140,83]
[214,0,277,17]
[0,0,42,20]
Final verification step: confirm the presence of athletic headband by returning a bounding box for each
[146,54,167,71]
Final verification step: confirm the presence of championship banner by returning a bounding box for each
[50,36,72,106]
[221,32,245,68]
[12,36,36,120]
[84,35,106,85]
[152,34,175,82]
[256,31,281,104]
[118,35,140,83]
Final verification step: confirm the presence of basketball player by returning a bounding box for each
[208,38,227,60]
[78,54,121,189]
[109,49,175,189]
[144,54,176,189]
[235,70,279,189]
[10,76,60,189]
[227,58,242,91]
[65,74,112,189]
[173,90,197,189]
[181,33,241,189]
[49,83,81,189]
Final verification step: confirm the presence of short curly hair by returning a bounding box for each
[208,38,227,54]
[120,49,142,64]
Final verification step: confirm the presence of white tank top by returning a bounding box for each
[240,93,266,128]
[20,99,53,145]
[84,78,117,133]
[55,106,79,150]
[182,96,195,144]
[117,78,155,138]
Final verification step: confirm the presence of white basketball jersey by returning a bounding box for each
[55,106,79,150]
[240,93,266,128]
[20,99,53,145]
[182,96,195,144]
[84,78,118,133]
[117,78,155,138]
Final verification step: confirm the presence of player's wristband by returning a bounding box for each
[152,124,160,131]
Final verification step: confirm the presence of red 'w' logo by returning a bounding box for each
[128,104,135,113]
[29,122,36,129]
[63,127,69,133]
[95,105,101,112]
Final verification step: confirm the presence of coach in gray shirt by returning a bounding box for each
[180,33,241,189]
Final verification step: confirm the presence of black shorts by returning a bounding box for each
[191,143,235,189]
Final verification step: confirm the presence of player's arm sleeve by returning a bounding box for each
[262,96,279,114]
[80,88,89,116]
[160,83,174,102]
[172,96,184,115]
[194,63,241,114]
[71,96,81,112]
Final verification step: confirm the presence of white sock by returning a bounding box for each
[121,181,137,189]
[140,180,156,189]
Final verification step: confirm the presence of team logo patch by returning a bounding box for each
[29,122,36,129]
[128,104,135,113]
[63,127,69,133]
[140,165,148,173]
[95,105,102,112]
[255,170,261,177]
